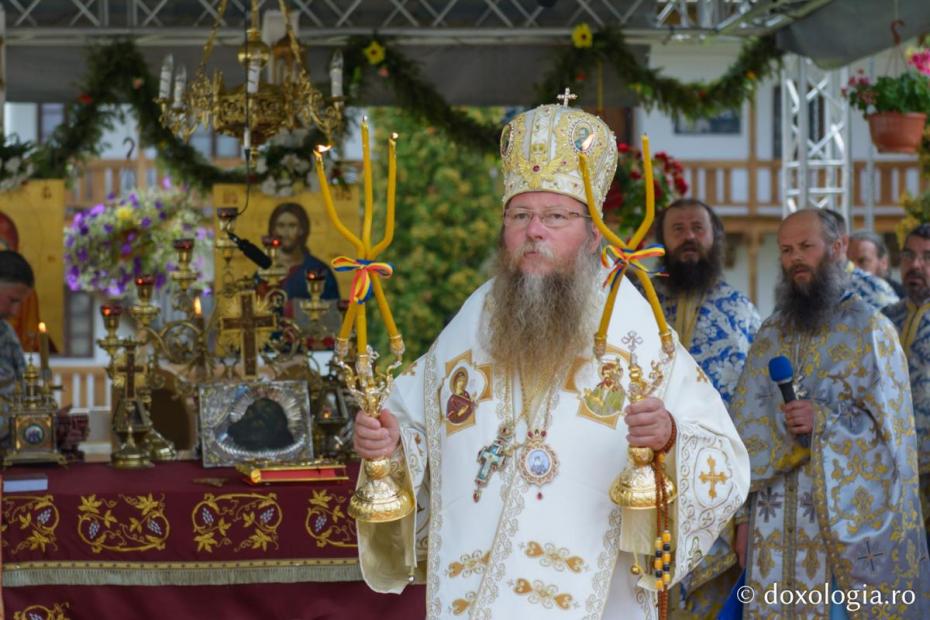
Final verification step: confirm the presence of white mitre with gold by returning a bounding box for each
[500,100,618,212]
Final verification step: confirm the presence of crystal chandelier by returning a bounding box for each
[156,0,344,150]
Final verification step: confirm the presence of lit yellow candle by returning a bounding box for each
[629,134,654,249]
[338,302,359,340]
[633,269,669,336]
[578,146,627,346]
[578,134,671,347]
[356,303,367,354]
[579,146,628,250]
[361,117,374,252]
[371,277,399,339]
[38,322,50,373]
[371,133,398,258]
[314,146,364,255]
[596,276,622,343]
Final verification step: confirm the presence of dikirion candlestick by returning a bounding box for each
[312,118,412,524]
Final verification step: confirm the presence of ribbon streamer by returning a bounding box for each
[332,256,394,304]
[600,244,666,289]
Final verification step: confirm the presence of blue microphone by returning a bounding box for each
[768,356,809,448]
[768,356,796,404]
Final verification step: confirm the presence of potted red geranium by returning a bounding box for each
[844,47,930,153]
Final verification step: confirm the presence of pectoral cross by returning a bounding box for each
[474,424,513,502]
[116,345,144,399]
[557,88,577,107]
[699,456,728,499]
[221,292,276,377]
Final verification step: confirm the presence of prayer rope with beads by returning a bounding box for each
[652,417,676,620]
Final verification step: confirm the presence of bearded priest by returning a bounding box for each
[731,208,930,618]
[353,102,749,619]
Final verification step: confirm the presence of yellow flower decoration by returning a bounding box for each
[572,23,593,49]
[364,40,386,65]
[896,214,920,250]
[116,206,135,223]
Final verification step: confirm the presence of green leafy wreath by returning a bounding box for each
[1,27,782,192]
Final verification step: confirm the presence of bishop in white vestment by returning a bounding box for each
[354,103,750,619]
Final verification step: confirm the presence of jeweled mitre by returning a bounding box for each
[500,104,618,212]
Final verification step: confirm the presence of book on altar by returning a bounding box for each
[3,473,49,493]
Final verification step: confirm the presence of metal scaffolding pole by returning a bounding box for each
[780,55,852,228]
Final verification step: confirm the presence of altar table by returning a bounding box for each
[0,460,425,620]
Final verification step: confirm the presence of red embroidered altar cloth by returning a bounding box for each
[0,460,425,619]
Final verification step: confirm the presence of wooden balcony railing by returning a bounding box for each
[70,157,926,220]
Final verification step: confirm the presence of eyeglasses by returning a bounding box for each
[901,250,930,264]
[503,208,591,230]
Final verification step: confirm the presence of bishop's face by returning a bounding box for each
[501,192,600,276]
[273,212,305,253]
[901,234,930,304]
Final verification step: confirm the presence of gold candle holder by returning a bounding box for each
[608,362,677,509]
[131,275,160,327]
[108,340,155,469]
[99,303,123,356]
[258,235,288,282]
[170,238,198,293]
[579,135,676,511]
[216,207,240,281]
[300,269,330,323]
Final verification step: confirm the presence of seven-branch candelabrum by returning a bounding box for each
[155,0,343,148]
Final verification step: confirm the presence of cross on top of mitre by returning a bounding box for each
[557,88,578,107]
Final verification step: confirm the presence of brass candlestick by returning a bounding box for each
[258,235,288,283]
[131,275,160,327]
[107,340,153,469]
[112,287,178,464]
[300,269,330,323]
[170,238,198,293]
[216,207,240,290]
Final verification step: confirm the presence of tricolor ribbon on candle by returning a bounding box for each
[332,256,394,305]
[600,244,666,288]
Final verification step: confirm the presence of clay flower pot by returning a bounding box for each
[867,112,928,153]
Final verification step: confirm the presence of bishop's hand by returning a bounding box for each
[353,409,401,459]
[625,397,673,451]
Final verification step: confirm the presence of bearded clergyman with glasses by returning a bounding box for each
[352,101,749,619]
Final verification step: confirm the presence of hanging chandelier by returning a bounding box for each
[155,0,343,150]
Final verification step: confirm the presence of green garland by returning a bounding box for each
[350,28,782,154]
[4,28,782,190]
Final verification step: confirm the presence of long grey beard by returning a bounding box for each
[485,243,601,385]
[775,257,848,334]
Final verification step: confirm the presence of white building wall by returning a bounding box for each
[634,40,922,319]
[4,102,37,142]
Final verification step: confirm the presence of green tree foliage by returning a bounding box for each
[367,107,503,361]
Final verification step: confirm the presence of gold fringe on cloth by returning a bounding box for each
[3,558,362,587]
